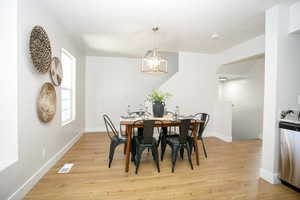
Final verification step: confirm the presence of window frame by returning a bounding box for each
[61,48,76,126]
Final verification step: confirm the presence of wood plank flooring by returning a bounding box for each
[24,133,300,200]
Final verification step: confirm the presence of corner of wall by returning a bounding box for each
[259,168,281,184]
[7,131,83,200]
[205,131,232,142]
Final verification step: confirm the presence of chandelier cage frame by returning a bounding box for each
[140,27,168,74]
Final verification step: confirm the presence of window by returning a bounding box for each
[61,48,76,125]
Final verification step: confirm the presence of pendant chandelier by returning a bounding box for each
[140,27,168,74]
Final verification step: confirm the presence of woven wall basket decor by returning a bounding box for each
[30,26,52,73]
[50,57,63,86]
[37,82,56,123]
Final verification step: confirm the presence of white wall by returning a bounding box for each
[218,35,265,65]
[159,52,223,137]
[213,101,233,142]
[0,0,18,171]
[218,58,261,76]
[85,53,178,131]
[0,0,85,199]
[289,1,300,34]
[261,2,300,184]
[1,0,298,198]
[261,6,281,184]
[215,34,267,141]
[221,58,265,140]
[85,52,232,140]
[216,36,266,143]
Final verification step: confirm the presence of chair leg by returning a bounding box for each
[135,148,141,174]
[151,146,156,160]
[160,137,167,161]
[171,146,179,173]
[124,143,127,155]
[157,133,162,147]
[186,144,194,170]
[152,146,160,173]
[201,139,208,158]
[180,148,184,160]
[135,147,145,174]
[108,141,117,168]
[131,138,137,163]
[187,137,193,151]
[158,127,167,147]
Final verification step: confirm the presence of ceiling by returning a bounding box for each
[42,0,285,57]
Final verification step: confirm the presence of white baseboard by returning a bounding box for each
[85,128,105,133]
[8,132,83,200]
[216,136,232,142]
[205,131,232,142]
[259,168,281,184]
[258,132,263,140]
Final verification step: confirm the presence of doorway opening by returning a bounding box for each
[217,55,265,141]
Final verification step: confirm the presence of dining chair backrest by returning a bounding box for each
[134,120,163,144]
[179,119,192,144]
[194,113,210,138]
[103,114,119,140]
[164,111,177,133]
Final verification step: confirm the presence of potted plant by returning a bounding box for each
[147,89,171,117]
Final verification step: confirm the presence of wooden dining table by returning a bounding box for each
[120,117,203,172]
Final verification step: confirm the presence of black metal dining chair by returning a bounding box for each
[161,119,194,173]
[190,113,210,158]
[157,111,178,146]
[103,114,127,168]
[128,111,151,137]
[132,120,162,174]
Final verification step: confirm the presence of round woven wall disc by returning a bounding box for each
[37,82,56,123]
[30,26,52,73]
[50,57,63,86]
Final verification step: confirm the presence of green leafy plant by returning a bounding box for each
[147,89,172,103]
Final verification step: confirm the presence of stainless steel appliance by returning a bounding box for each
[279,110,300,189]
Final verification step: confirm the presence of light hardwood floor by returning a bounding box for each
[24,133,300,200]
